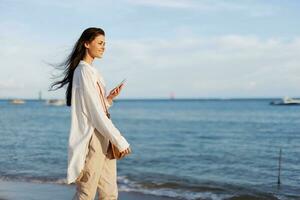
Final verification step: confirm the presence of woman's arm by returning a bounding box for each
[105,95,113,108]
[77,68,129,152]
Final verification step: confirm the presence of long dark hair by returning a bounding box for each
[48,27,105,107]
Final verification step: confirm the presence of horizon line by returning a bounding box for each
[0,97,299,101]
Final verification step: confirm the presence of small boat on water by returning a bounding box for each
[270,97,300,105]
[46,99,66,106]
[10,99,25,104]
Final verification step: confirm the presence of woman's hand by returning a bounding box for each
[120,146,131,158]
[108,83,125,100]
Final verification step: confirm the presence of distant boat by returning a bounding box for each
[46,99,66,106]
[10,99,25,104]
[270,97,300,105]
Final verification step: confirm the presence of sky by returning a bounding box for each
[1,0,300,99]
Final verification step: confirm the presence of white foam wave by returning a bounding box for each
[117,175,234,200]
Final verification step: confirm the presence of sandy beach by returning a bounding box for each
[0,180,175,200]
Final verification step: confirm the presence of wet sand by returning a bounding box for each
[0,180,175,200]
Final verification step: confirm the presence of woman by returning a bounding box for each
[49,27,131,200]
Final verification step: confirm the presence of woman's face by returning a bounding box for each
[85,34,106,59]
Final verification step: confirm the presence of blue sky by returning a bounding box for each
[1,0,300,99]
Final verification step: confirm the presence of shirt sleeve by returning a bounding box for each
[77,68,129,152]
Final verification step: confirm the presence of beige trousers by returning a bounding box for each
[73,129,118,200]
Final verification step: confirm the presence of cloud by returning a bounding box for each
[126,0,278,17]
[103,35,300,98]
[0,21,69,98]
[0,78,25,90]
[0,20,299,98]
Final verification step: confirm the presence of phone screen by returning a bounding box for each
[117,78,126,88]
[120,78,126,84]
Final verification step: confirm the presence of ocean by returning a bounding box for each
[0,99,299,200]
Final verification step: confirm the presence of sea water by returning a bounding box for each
[0,99,299,200]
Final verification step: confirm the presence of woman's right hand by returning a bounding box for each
[109,83,125,100]
[120,147,131,158]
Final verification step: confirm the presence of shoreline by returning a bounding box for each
[0,180,176,200]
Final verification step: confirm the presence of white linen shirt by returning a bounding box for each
[67,60,130,184]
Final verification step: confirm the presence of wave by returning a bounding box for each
[0,175,288,200]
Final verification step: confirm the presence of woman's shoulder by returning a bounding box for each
[73,65,98,89]
[74,63,96,78]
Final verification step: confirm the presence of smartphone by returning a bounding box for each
[117,78,126,88]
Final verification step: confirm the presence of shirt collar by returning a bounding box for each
[79,60,94,68]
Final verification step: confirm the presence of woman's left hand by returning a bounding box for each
[108,83,125,100]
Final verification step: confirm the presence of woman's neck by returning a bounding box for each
[83,54,94,65]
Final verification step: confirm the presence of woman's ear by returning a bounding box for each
[84,42,89,49]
